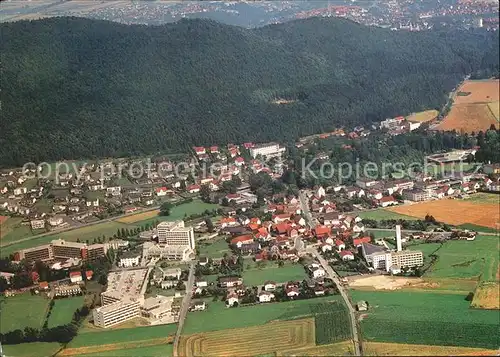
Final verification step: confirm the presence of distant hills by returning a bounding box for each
[0,17,498,166]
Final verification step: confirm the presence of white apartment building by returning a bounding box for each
[249,143,286,159]
[157,221,195,249]
[93,299,140,328]
[119,253,141,268]
[142,242,194,262]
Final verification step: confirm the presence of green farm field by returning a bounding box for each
[0,217,36,245]
[358,210,417,221]
[412,235,499,281]
[183,295,342,334]
[69,324,178,348]
[3,342,62,357]
[0,294,50,333]
[351,290,499,349]
[242,263,306,286]
[130,199,220,227]
[47,296,85,328]
[197,238,230,259]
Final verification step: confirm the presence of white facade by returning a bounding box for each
[249,143,285,158]
[259,292,275,303]
[93,299,140,328]
[119,255,141,268]
[70,273,83,283]
[157,221,195,249]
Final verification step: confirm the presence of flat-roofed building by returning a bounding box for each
[391,250,423,269]
[93,299,140,328]
[140,295,174,320]
[85,244,107,261]
[404,188,431,202]
[157,221,195,249]
[54,284,82,297]
[51,239,84,260]
[142,242,194,261]
[15,244,53,263]
[249,142,285,159]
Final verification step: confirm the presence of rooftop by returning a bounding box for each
[103,267,149,299]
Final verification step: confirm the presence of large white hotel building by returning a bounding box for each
[157,220,195,249]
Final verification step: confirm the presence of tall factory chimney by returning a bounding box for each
[396,224,402,252]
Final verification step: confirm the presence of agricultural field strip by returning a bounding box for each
[57,337,171,356]
[179,319,314,357]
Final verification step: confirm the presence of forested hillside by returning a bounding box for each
[0,17,498,166]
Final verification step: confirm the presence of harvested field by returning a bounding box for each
[116,210,159,223]
[362,342,499,356]
[57,337,172,356]
[0,216,8,225]
[178,318,315,357]
[471,282,500,310]
[488,101,500,120]
[436,103,498,133]
[387,199,499,228]
[347,275,477,293]
[454,80,499,104]
[349,276,427,291]
[406,109,439,123]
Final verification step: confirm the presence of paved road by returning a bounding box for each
[308,247,362,356]
[300,190,362,356]
[0,205,161,248]
[299,191,315,229]
[173,260,196,357]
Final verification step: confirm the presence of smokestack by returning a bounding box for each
[396,225,402,252]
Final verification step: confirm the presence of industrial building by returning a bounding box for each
[362,225,423,273]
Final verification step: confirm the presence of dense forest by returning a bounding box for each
[1,17,498,166]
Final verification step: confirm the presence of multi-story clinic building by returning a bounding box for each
[249,142,286,159]
[93,268,149,328]
[14,239,107,264]
[92,299,141,328]
[157,220,195,249]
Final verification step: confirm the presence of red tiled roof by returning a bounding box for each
[275,222,289,234]
[379,195,396,203]
[231,235,254,245]
[314,225,331,237]
[248,223,260,231]
[39,281,49,288]
[70,271,81,277]
[335,239,345,247]
[353,236,371,246]
[340,250,354,257]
